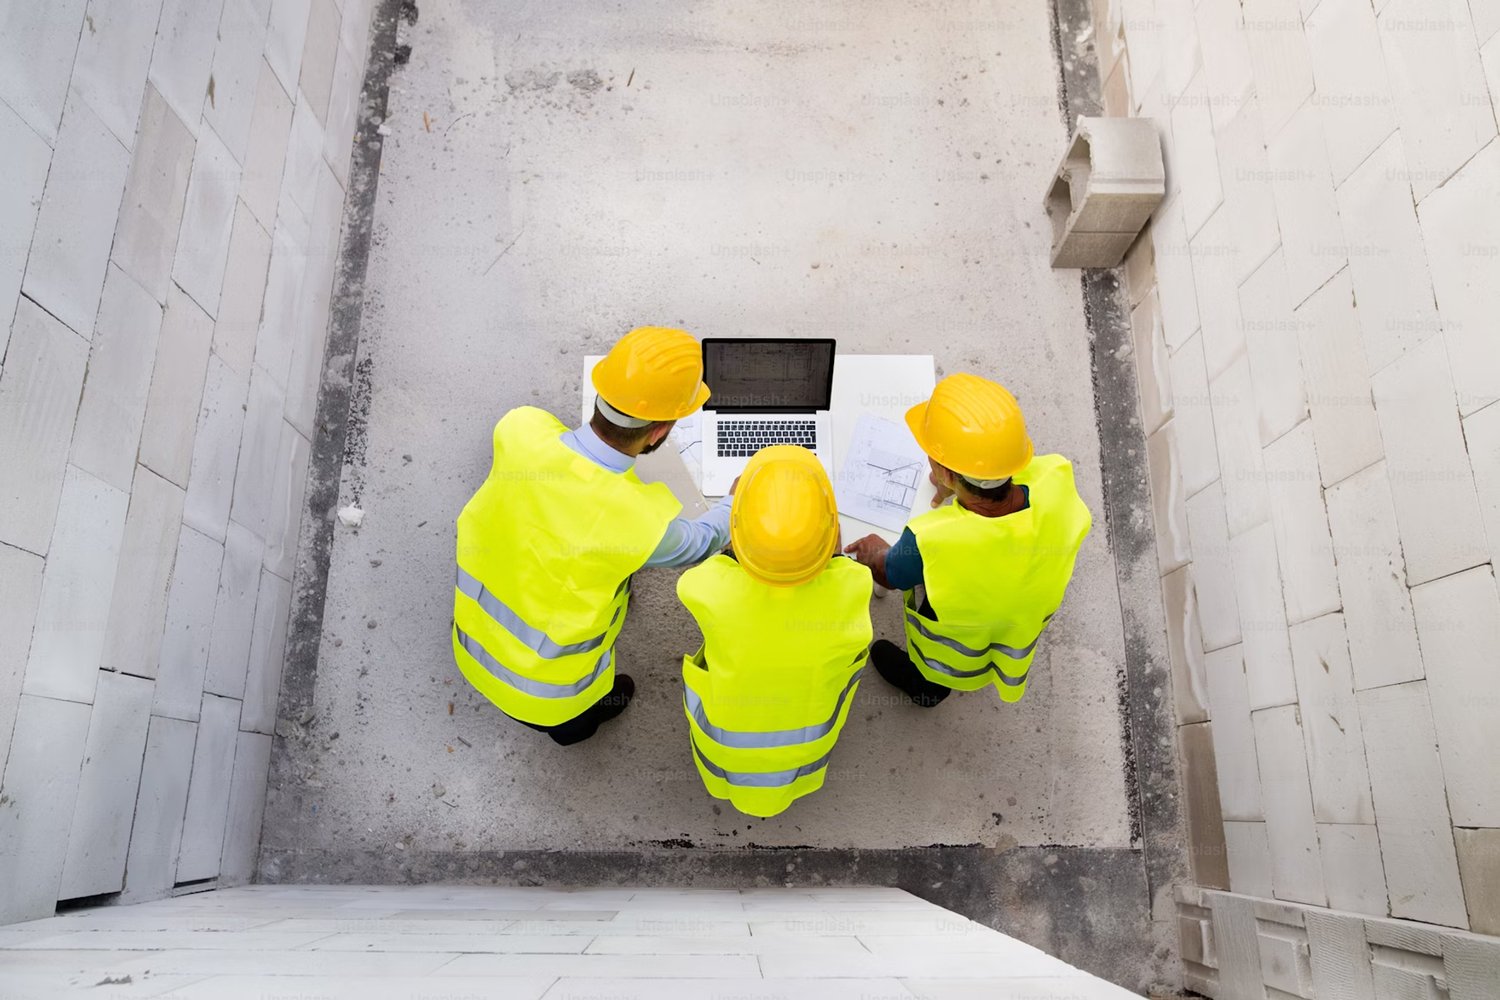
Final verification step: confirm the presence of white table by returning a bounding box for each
[582,354,937,544]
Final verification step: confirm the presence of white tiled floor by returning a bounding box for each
[0,886,1142,999]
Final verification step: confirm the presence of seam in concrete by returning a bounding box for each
[264,0,404,839]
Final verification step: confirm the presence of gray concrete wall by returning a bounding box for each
[0,0,375,923]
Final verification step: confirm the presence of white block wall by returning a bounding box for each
[1092,0,1500,946]
[0,0,373,924]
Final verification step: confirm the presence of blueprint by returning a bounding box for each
[836,413,927,531]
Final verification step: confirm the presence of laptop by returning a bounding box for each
[700,338,836,497]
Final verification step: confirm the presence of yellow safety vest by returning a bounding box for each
[902,454,1091,702]
[452,407,681,726]
[677,554,873,817]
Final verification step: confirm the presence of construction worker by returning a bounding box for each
[453,327,732,745]
[844,373,1091,708]
[677,446,873,817]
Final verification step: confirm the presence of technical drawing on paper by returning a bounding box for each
[837,413,928,532]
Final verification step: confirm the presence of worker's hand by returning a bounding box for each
[843,533,889,567]
[929,469,955,508]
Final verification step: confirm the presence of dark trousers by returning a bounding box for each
[871,639,952,707]
[512,685,630,746]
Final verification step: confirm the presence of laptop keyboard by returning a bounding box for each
[717,419,817,457]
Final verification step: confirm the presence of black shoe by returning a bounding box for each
[593,673,635,723]
[871,640,950,708]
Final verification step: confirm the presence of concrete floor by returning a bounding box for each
[263,0,1133,859]
[0,886,1141,998]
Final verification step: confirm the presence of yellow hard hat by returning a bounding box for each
[591,326,711,421]
[905,373,1034,481]
[730,446,839,587]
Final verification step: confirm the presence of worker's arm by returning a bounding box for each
[642,495,733,568]
[845,528,924,591]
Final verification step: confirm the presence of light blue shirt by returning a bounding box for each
[560,422,732,569]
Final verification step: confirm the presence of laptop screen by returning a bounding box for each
[702,338,836,413]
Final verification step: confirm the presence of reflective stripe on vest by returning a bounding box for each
[691,741,832,787]
[456,565,618,659]
[684,665,864,749]
[907,647,1028,686]
[904,607,1052,662]
[454,623,613,699]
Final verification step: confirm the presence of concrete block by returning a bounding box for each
[1238,251,1308,447]
[1205,645,1262,821]
[1317,824,1388,916]
[0,695,91,922]
[148,0,228,135]
[1304,0,1397,184]
[0,301,89,555]
[1288,614,1374,825]
[173,123,243,318]
[1242,0,1316,137]
[1210,357,1270,536]
[1263,422,1339,624]
[1186,480,1240,651]
[1257,924,1314,996]
[1210,891,1266,996]
[213,204,273,378]
[265,0,313,96]
[0,544,45,782]
[339,0,374,52]
[1454,828,1500,935]
[220,730,273,884]
[101,465,185,679]
[205,521,264,700]
[69,265,165,492]
[1196,0,1254,128]
[112,85,197,304]
[1125,230,1155,309]
[240,568,291,734]
[1371,335,1489,585]
[232,367,288,538]
[1130,290,1173,436]
[153,526,225,722]
[1324,463,1424,691]
[1146,422,1190,575]
[1212,97,1280,285]
[240,60,295,232]
[0,0,89,141]
[1417,138,1500,416]
[57,671,154,898]
[1171,71,1223,238]
[70,0,166,148]
[22,465,130,705]
[1378,0,1496,202]
[21,95,132,339]
[300,0,341,125]
[0,102,52,352]
[1188,206,1244,381]
[1411,567,1500,827]
[138,285,215,487]
[183,354,251,542]
[284,94,326,225]
[1162,565,1210,724]
[323,39,363,186]
[1307,909,1376,999]
[1293,269,1383,487]
[1446,934,1500,1000]
[1180,722,1232,889]
[1167,332,1219,496]
[1334,135,1437,375]
[1267,101,1346,310]
[1045,116,1165,267]
[176,692,242,882]
[1464,403,1500,574]
[1252,705,1327,905]
[1152,197,1202,351]
[1357,681,1468,927]
[1230,521,1295,710]
[264,421,312,580]
[121,715,197,901]
[255,194,311,391]
[203,0,271,163]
